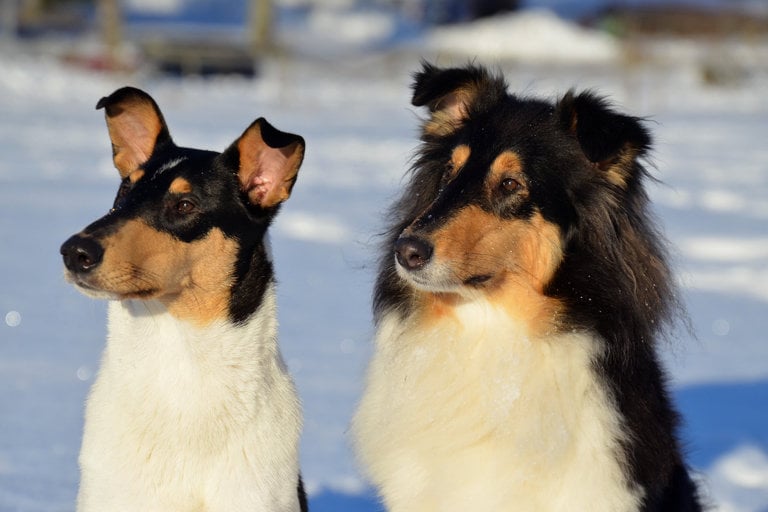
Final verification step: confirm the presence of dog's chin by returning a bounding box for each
[396,263,489,297]
[65,273,147,301]
[71,283,121,300]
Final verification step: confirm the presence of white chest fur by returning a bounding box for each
[353,301,642,512]
[77,288,302,512]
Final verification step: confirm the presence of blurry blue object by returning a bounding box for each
[122,0,259,76]
[124,0,248,26]
[310,489,382,512]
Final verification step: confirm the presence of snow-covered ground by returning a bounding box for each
[1,8,767,512]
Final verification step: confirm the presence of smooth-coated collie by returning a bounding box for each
[353,63,701,512]
[60,87,308,511]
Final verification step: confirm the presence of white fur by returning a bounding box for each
[77,285,302,512]
[352,300,644,512]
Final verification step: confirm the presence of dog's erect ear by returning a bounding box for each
[96,87,173,178]
[411,62,507,136]
[556,91,651,188]
[226,118,305,209]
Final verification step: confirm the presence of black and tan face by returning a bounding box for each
[61,87,304,326]
[393,142,566,324]
[61,155,243,325]
[395,144,562,295]
[390,64,652,328]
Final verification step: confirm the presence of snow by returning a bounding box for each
[307,8,398,48]
[1,6,768,512]
[426,9,621,63]
[124,0,184,15]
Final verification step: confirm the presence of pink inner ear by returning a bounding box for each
[243,148,291,203]
[238,130,301,208]
[113,119,153,167]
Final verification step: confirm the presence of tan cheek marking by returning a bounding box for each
[128,169,145,183]
[96,219,182,297]
[431,205,496,281]
[164,228,237,326]
[169,177,193,195]
[486,213,564,335]
[94,222,237,326]
[429,207,564,334]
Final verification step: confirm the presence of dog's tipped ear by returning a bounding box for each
[226,118,305,209]
[97,87,173,178]
[411,62,506,136]
[556,90,651,188]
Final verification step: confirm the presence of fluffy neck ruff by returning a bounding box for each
[353,299,642,512]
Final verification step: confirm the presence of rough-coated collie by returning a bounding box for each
[352,63,701,512]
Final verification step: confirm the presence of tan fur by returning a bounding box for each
[446,145,470,181]
[490,150,523,177]
[424,88,476,136]
[104,98,166,177]
[168,176,193,195]
[601,144,640,189]
[78,221,237,327]
[424,206,562,331]
[128,169,145,183]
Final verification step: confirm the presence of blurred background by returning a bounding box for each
[1,1,767,511]
[2,0,767,76]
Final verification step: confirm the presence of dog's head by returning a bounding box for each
[379,63,668,335]
[60,87,304,325]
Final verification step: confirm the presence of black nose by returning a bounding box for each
[60,235,104,273]
[394,236,433,270]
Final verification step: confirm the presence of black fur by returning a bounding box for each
[298,476,309,512]
[375,63,701,511]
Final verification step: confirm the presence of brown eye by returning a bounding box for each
[500,177,521,193]
[175,199,196,215]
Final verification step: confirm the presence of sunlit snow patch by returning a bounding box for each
[426,9,620,64]
[679,237,768,263]
[708,445,768,512]
[276,211,351,244]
